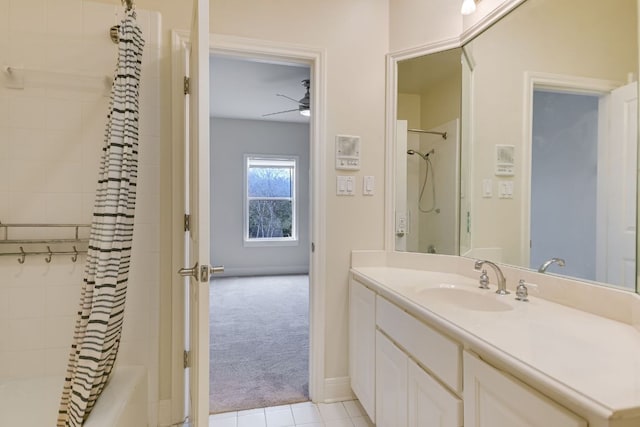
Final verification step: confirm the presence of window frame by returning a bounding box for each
[243,154,299,247]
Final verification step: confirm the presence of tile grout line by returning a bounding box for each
[209,400,372,427]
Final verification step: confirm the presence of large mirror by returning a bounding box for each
[393,0,638,292]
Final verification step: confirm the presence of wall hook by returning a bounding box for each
[110,25,120,44]
[71,246,78,263]
[18,246,26,264]
[45,246,53,263]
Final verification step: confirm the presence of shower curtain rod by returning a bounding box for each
[3,66,112,87]
[408,128,447,140]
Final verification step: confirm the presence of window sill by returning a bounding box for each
[243,238,299,248]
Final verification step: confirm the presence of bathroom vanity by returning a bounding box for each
[349,251,640,427]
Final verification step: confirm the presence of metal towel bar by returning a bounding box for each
[0,223,90,264]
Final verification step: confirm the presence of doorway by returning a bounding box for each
[209,275,309,413]
[209,54,312,413]
[530,90,600,280]
[529,80,638,286]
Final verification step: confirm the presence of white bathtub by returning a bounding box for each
[0,365,148,427]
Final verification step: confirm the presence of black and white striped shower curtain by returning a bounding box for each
[57,9,144,427]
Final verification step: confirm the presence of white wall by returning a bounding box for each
[0,1,161,424]
[420,71,461,130]
[210,118,310,276]
[389,0,462,52]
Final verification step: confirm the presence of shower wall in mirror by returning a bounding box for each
[396,49,462,256]
[393,0,638,292]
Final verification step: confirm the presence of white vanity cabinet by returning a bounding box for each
[463,351,587,427]
[350,258,640,427]
[408,357,463,427]
[375,330,463,427]
[375,330,408,427]
[349,279,376,421]
[349,277,463,426]
[375,295,463,427]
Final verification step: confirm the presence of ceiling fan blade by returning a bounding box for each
[262,108,299,117]
[276,94,302,105]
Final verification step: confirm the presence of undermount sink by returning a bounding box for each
[417,285,513,312]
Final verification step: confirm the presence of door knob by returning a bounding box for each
[178,263,224,281]
[210,266,224,274]
[202,265,224,281]
[178,263,199,278]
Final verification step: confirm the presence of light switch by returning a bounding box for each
[337,175,355,196]
[482,179,493,198]
[363,176,374,195]
[498,180,514,199]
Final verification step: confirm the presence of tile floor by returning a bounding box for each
[208,400,374,427]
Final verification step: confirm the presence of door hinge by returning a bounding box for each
[183,76,191,95]
[184,214,191,232]
[183,350,191,368]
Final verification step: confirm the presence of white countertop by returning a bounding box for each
[351,265,640,422]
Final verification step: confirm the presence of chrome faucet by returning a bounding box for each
[474,259,509,295]
[537,257,565,273]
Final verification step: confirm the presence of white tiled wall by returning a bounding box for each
[0,1,161,425]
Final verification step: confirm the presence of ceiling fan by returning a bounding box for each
[263,79,310,117]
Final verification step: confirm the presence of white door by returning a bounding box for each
[179,1,215,425]
[349,280,376,421]
[407,359,462,427]
[376,331,408,427]
[463,351,586,427]
[605,81,637,289]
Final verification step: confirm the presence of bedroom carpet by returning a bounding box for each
[209,275,309,414]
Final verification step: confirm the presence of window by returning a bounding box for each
[245,156,297,244]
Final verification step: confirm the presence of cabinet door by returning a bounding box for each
[376,331,408,427]
[408,359,463,427]
[463,351,587,427]
[349,280,376,421]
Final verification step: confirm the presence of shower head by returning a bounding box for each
[407,149,434,160]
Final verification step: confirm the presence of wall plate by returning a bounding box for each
[495,144,515,176]
[335,135,361,170]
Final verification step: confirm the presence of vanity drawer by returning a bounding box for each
[376,295,462,393]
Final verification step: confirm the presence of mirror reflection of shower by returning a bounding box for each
[395,119,460,255]
[407,148,439,214]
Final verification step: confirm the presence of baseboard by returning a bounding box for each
[322,376,355,403]
[216,266,309,277]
